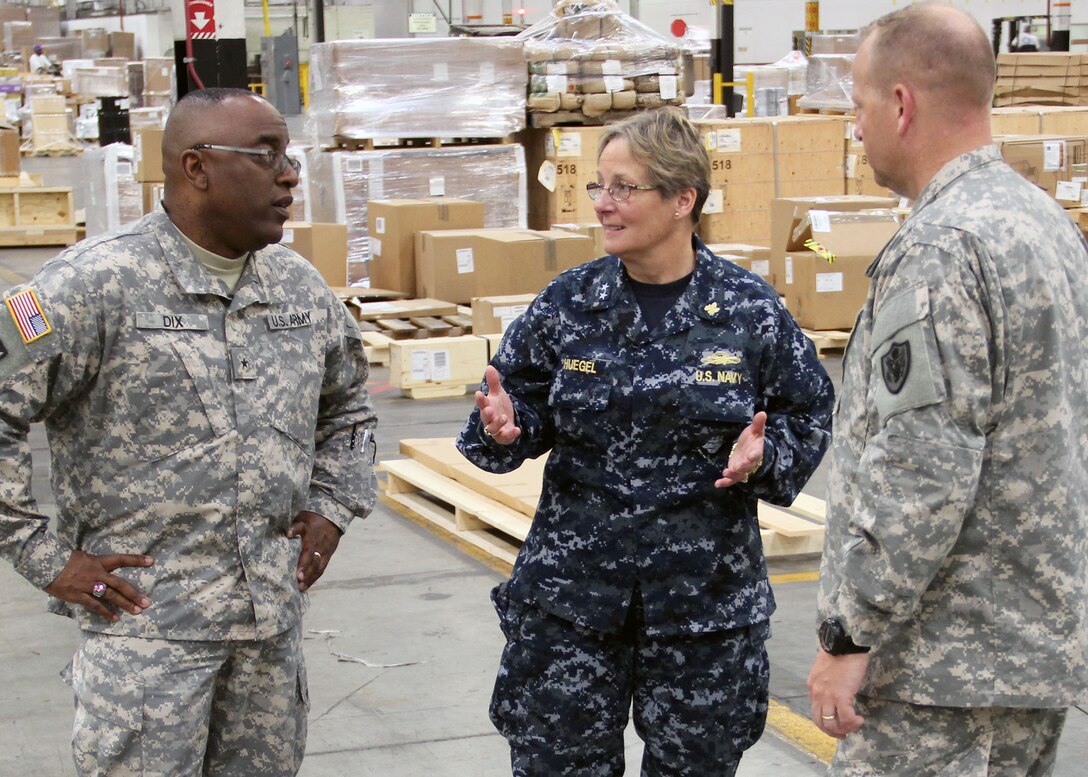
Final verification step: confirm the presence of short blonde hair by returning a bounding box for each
[597,108,710,224]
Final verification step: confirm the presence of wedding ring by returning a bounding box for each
[821,714,836,721]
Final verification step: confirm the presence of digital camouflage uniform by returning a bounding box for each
[458,237,834,776]
[0,211,377,774]
[818,146,1088,775]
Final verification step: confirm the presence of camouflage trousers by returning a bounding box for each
[490,583,770,777]
[829,695,1067,777]
[66,624,308,777]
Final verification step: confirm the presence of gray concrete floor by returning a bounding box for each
[1,153,1086,776]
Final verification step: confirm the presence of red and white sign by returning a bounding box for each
[187,0,217,40]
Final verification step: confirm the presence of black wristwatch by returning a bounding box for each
[818,618,871,656]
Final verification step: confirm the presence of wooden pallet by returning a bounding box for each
[529,109,640,128]
[380,438,826,567]
[802,328,851,359]
[359,313,474,340]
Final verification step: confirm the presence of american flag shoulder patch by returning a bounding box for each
[5,289,53,344]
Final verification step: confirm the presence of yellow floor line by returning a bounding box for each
[769,571,821,584]
[766,698,838,764]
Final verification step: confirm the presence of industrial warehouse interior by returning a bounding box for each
[2,0,1088,775]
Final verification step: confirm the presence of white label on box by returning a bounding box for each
[546,75,568,93]
[371,237,382,257]
[408,12,437,33]
[659,75,678,100]
[751,259,770,277]
[604,75,625,93]
[1056,180,1082,202]
[433,62,449,81]
[899,197,911,209]
[479,62,495,82]
[411,350,431,382]
[281,228,294,243]
[511,304,529,317]
[844,120,855,139]
[345,157,364,173]
[375,216,386,234]
[702,188,724,214]
[430,350,451,382]
[546,62,568,75]
[845,154,858,178]
[785,256,794,285]
[602,59,622,75]
[429,176,446,196]
[456,248,475,274]
[809,210,832,233]
[537,160,557,192]
[1044,141,1066,171]
[556,132,583,158]
[500,316,518,332]
[816,272,844,293]
[492,306,514,318]
[1081,189,1088,206]
[717,129,742,153]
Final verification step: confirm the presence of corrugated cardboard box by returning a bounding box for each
[367,198,484,294]
[415,228,595,304]
[784,210,901,330]
[706,243,772,281]
[132,127,164,183]
[521,126,608,229]
[551,222,605,256]
[996,134,1088,205]
[0,127,20,176]
[769,195,898,294]
[472,293,536,335]
[109,31,135,60]
[281,222,349,287]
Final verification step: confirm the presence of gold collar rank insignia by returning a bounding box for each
[703,302,720,317]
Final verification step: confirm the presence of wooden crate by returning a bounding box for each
[388,335,488,399]
[0,186,77,246]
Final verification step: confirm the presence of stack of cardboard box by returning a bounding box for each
[995,134,1088,208]
[995,53,1085,108]
[28,94,70,152]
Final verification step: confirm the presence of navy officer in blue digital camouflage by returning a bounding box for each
[458,107,834,777]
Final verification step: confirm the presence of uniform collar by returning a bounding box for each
[151,212,286,309]
[909,145,1004,218]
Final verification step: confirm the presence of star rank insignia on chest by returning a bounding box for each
[231,347,257,381]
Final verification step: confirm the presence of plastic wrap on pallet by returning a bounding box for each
[306,143,527,284]
[771,50,809,96]
[307,38,526,143]
[519,0,686,120]
[735,66,790,116]
[286,144,311,223]
[797,54,854,112]
[790,208,902,246]
[129,106,166,130]
[82,143,142,237]
[808,32,860,56]
[39,36,82,62]
[72,66,128,99]
[3,21,34,52]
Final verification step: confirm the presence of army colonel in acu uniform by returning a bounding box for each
[459,108,834,776]
[0,89,376,775]
[808,6,1088,776]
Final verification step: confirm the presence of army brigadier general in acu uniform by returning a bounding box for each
[458,108,834,776]
[0,88,377,775]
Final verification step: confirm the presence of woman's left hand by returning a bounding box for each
[715,411,767,488]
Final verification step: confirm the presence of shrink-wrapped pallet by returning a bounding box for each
[82,143,142,237]
[520,0,686,122]
[306,144,527,285]
[797,54,854,113]
[307,37,526,144]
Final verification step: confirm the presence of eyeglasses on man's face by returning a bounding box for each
[586,181,658,202]
[190,144,302,175]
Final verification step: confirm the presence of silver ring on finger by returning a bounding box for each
[821,714,836,721]
[92,581,108,599]
[313,550,322,560]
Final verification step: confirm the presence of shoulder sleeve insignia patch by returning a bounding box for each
[880,340,911,394]
[5,289,52,344]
